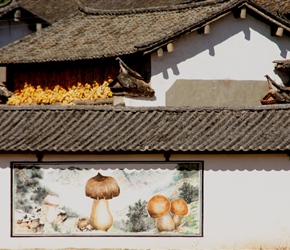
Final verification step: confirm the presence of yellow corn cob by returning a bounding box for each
[7,79,113,105]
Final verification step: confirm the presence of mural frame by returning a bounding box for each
[10,161,204,237]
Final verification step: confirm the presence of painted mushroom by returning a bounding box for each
[85,172,120,231]
[43,193,60,224]
[147,194,175,232]
[170,198,188,227]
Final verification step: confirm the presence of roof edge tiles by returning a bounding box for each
[0,105,290,153]
[1,103,290,111]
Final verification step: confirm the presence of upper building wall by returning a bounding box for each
[124,13,290,106]
[0,19,32,48]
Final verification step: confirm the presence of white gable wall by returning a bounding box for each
[1,153,290,249]
[125,13,290,106]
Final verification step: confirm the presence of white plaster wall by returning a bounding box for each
[1,153,290,249]
[125,13,290,106]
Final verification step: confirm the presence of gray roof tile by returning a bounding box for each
[0,0,289,64]
[2,0,289,64]
[251,0,290,22]
[16,0,79,23]
[0,0,79,22]
[0,105,290,153]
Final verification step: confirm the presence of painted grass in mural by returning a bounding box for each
[11,162,203,236]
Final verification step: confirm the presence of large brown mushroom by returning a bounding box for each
[170,198,188,227]
[85,172,120,231]
[147,194,175,232]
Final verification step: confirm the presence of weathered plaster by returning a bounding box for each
[166,79,268,106]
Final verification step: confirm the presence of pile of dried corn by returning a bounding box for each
[7,80,113,105]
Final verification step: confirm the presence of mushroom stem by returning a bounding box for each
[43,194,60,224]
[90,199,113,231]
[44,204,59,224]
[156,212,175,232]
[172,214,182,227]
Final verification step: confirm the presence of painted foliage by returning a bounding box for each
[11,162,203,237]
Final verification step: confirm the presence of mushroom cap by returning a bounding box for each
[170,198,188,216]
[147,194,171,218]
[43,194,60,206]
[85,172,120,200]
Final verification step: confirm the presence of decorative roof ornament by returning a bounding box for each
[0,82,13,104]
[261,75,290,105]
[109,57,155,98]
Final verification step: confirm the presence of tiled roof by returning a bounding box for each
[80,0,290,20]
[0,0,289,64]
[252,0,290,22]
[0,105,290,153]
[0,0,239,64]
[80,0,190,11]
[17,0,80,23]
[0,0,79,23]
[80,0,232,15]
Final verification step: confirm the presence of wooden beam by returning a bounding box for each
[167,43,174,53]
[204,24,210,34]
[275,27,284,37]
[36,23,42,31]
[14,10,21,22]
[0,67,6,82]
[157,48,163,57]
[240,8,247,19]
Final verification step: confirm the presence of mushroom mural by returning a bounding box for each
[170,198,188,227]
[43,193,60,224]
[85,172,120,231]
[147,194,175,232]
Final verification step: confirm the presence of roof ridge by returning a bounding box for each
[1,104,290,112]
[246,0,290,27]
[0,0,14,8]
[0,0,18,16]
[78,0,231,16]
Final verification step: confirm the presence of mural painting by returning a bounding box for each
[11,162,203,237]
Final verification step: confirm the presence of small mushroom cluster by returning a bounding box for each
[147,194,188,232]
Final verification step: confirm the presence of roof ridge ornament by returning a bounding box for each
[109,58,155,98]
